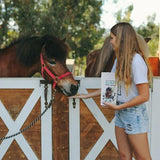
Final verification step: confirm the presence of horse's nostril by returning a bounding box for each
[70,84,79,95]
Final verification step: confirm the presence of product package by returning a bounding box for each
[101,72,117,106]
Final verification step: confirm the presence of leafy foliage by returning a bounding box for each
[136,15,159,56]
[0,0,105,61]
[115,4,133,23]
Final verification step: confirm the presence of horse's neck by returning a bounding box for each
[0,49,40,77]
[16,63,41,77]
[104,53,116,72]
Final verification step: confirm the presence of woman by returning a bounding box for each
[70,22,152,160]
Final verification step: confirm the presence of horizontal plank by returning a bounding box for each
[0,78,51,89]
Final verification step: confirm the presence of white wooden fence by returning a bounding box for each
[69,77,160,160]
[0,77,160,159]
[0,78,52,160]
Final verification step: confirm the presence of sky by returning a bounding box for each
[100,0,160,31]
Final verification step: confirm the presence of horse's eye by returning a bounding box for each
[48,59,56,65]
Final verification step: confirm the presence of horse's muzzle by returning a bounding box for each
[70,84,79,95]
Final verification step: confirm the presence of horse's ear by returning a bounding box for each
[62,38,66,42]
[144,37,151,43]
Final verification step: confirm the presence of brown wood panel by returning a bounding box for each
[80,99,103,159]
[22,99,41,159]
[88,89,115,123]
[0,89,33,120]
[96,140,120,160]
[0,89,41,159]
[3,140,28,160]
[0,117,8,145]
[52,90,69,160]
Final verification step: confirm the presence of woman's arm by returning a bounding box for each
[69,89,101,99]
[104,83,149,110]
[119,83,149,109]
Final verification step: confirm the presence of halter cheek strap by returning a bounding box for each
[40,53,72,89]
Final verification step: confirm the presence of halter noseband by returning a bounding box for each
[40,53,72,89]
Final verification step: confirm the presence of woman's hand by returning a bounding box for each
[103,102,121,110]
[69,94,89,99]
[69,89,101,99]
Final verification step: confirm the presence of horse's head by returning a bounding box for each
[40,35,79,96]
[15,35,78,96]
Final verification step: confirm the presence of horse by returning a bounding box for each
[0,35,79,96]
[85,34,151,77]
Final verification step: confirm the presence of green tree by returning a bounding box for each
[0,0,105,75]
[0,1,15,45]
[115,4,133,23]
[46,1,104,74]
[112,1,159,57]
[136,14,159,56]
[11,0,42,36]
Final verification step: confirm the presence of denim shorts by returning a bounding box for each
[115,103,149,134]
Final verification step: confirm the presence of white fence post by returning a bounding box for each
[150,77,160,159]
[41,82,52,160]
[69,98,80,160]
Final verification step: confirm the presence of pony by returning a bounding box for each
[85,34,151,77]
[0,35,79,96]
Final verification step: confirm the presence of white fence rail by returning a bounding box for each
[69,77,160,160]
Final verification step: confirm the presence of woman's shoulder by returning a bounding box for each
[132,53,147,68]
[133,53,143,60]
[132,53,145,64]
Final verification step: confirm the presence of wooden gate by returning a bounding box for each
[0,78,52,160]
[1,77,160,159]
[69,77,160,160]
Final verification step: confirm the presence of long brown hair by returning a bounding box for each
[111,22,152,91]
